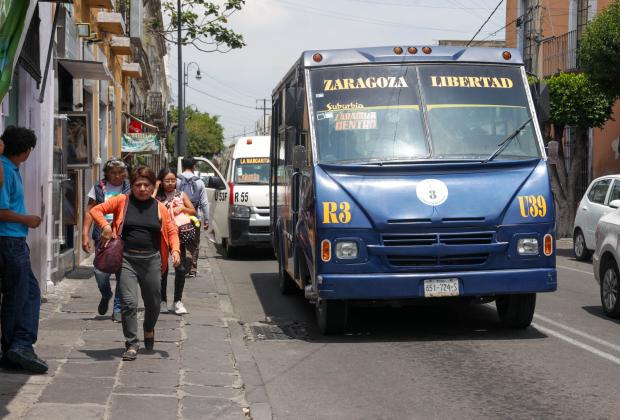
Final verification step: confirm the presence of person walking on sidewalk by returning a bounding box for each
[90,166,180,361]
[82,158,130,322]
[0,126,47,373]
[155,167,196,315]
[178,157,209,278]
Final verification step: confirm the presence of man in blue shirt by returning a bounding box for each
[0,126,47,374]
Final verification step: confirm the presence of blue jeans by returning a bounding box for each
[94,269,121,313]
[94,240,121,313]
[0,237,40,353]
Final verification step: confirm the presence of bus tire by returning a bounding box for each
[496,293,536,329]
[278,259,297,295]
[316,299,348,335]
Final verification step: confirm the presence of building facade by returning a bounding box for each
[0,0,169,292]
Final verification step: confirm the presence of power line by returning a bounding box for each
[169,75,256,110]
[466,0,505,47]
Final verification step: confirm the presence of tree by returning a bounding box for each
[579,0,620,99]
[151,0,245,52]
[544,72,614,236]
[167,107,224,158]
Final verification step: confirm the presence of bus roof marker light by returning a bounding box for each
[502,51,512,60]
[313,53,323,63]
[422,46,432,54]
[408,47,418,54]
[393,47,403,55]
[247,138,252,144]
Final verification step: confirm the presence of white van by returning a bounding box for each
[179,136,271,257]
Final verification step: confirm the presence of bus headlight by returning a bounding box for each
[336,241,358,259]
[517,238,539,255]
[231,205,251,218]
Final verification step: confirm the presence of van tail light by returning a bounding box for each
[543,234,553,256]
[228,181,234,205]
[321,240,331,262]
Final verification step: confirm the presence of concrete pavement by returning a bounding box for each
[0,247,269,420]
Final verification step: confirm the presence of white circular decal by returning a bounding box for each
[416,179,448,206]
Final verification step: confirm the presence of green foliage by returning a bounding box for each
[579,0,620,97]
[168,106,224,157]
[153,0,245,53]
[545,72,613,130]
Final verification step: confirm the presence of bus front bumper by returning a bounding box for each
[317,268,557,300]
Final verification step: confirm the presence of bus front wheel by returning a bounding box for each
[316,299,348,334]
[496,293,536,329]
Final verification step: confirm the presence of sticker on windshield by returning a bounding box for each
[240,157,270,164]
[326,102,365,110]
[416,179,448,206]
[335,112,377,131]
[430,76,514,89]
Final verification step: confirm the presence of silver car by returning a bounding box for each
[574,175,620,261]
[592,200,620,318]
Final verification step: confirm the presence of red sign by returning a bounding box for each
[128,120,143,133]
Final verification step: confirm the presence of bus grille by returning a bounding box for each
[382,232,494,246]
[387,254,489,267]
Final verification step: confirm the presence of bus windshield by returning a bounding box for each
[234,157,270,185]
[310,64,540,163]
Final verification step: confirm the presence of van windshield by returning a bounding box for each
[234,157,270,185]
[310,64,540,163]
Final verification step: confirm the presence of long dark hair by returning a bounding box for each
[156,167,176,200]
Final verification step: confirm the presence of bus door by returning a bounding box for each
[193,157,229,245]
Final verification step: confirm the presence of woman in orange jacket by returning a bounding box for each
[90,166,181,360]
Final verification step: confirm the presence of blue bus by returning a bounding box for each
[270,46,556,334]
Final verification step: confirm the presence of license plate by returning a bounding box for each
[424,278,460,297]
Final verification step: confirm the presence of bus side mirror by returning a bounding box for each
[207,176,226,190]
[293,145,306,170]
[531,81,550,126]
[285,85,304,127]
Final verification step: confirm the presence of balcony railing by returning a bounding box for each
[146,91,164,120]
[541,29,579,78]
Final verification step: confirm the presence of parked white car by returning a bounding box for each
[592,204,620,318]
[573,175,620,261]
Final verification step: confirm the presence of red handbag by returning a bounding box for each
[94,195,129,274]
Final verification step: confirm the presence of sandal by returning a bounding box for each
[122,346,138,361]
[144,331,155,351]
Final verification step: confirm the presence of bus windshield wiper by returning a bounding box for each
[484,117,533,163]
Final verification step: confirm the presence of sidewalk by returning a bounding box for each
[0,247,257,420]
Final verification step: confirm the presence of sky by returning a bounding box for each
[166,0,509,145]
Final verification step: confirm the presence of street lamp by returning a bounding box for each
[183,61,202,111]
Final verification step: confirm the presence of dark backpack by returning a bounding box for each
[177,175,202,209]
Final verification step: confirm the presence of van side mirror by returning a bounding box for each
[285,85,304,127]
[293,145,306,170]
[609,199,620,209]
[207,176,226,190]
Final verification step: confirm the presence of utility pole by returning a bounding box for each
[177,0,186,157]
[256,99,271,135]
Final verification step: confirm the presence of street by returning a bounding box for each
[213,239,620,420]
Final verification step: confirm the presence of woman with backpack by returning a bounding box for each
[154,167,196,315]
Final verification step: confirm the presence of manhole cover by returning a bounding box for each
[248,322,308,341]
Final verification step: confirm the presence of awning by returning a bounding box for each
[57,58,114,81]
[122,133,160,153]
[123,111,158,130]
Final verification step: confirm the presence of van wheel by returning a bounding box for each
[600,261,620,318]
[223,239,237,259]
[316,299,348,334]
[573,229,592,261]
[496,293,536,329]
[278,259,297,295]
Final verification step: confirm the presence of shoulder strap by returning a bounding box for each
[117,194,130,237]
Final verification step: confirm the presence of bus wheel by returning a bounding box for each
[278,259,297,295]
[496,293,536,329]
[316,299,348,335]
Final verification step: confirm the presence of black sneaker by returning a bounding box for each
[0,355,22,370]
[98,296,111,315]
[7,348,48,374]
